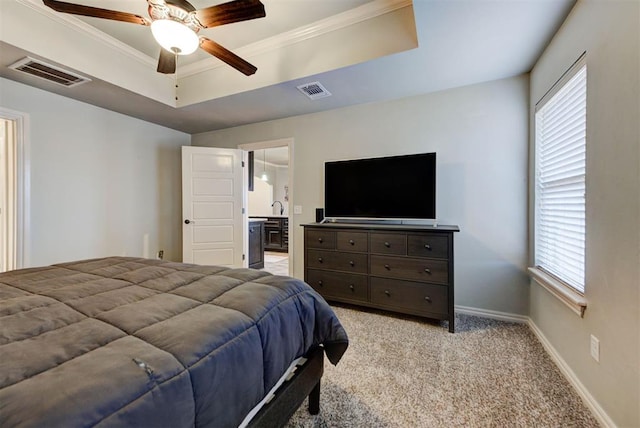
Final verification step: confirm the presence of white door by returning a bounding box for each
[182,146,246,267]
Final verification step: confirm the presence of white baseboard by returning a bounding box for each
[527,319,616,428]
[454,305,529,323]
[455,305,615,427]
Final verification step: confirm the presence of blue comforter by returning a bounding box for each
[0,257,348,427]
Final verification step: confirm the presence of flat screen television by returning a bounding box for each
[324,152,436,220]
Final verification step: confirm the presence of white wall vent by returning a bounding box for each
[9,57,91,87]
[297,81,332,100]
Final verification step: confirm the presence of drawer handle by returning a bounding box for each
[349,260,355,267]
[424,244,431,250]
[424,296,432,303]
[349,284,355,291]
[384,264,390,270]
[384,242,390,248]
[318,238,323,243]
[318,280,323,287]
[318,257,323,263]
[349,239,355,245]
[424,268,431,274]
[384,290,391,297]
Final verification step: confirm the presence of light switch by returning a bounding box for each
[293,205,302,214]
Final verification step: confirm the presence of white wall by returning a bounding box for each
[528,1,639,426]
[248,172,273,217]
[249,157,289,217]
[273,165,289,216]
[0,77,189,266]
[193,75,530,315]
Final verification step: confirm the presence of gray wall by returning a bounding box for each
[192,75,530,316]
[0,77,189,266]
[528,1,639,426]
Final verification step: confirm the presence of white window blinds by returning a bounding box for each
[534,58,587,294]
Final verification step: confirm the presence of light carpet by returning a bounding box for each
[286,305,599,427]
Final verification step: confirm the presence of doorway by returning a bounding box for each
[0,108,29,272]
[239,139,293,276]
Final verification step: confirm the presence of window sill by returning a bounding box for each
[528,267,588,317]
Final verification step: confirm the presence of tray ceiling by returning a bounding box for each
[0,0,576,134]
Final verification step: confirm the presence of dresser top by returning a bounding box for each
[302,222,459,232]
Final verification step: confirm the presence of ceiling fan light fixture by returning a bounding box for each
[42,0,266,75]
[151,19,199,55]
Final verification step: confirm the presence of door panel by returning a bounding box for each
[192,225,234,243]
[193,202,233,220]
[193,249,235,266]
[193,178,233,195]
[192,153,233,172]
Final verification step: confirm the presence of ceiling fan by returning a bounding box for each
[42,0,266,75]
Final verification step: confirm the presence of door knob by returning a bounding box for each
[184,219,193,224]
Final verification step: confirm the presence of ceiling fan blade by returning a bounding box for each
[42,0,149,25]
[195,0,265,28]
[157,50,176,74]
[200,37,257,76]
[165,0,196,13]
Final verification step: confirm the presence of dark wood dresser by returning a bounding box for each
[303,223,459,332]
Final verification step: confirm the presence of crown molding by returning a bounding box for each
[15,0,157,69]
[180,0,412,77]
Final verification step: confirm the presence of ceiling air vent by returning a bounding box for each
[9,57,91,88]
[297,81,331,100]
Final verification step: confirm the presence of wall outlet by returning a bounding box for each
[590,334,600,362]
[293,205,302,214]
[157,250,164,260]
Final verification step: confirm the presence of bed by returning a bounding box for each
[0,257,348,427]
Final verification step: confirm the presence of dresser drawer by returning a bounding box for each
[336,231,368,252]
[305,229,336,249]
[370,233,407,255]
[306,249,368,273]
[370,278,448,315]
[370,255,448,284]
[407,234,449,259]
[306,269,368,302]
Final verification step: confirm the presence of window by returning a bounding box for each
[534,56,587,296]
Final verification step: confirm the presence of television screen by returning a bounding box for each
[324,152,436,219]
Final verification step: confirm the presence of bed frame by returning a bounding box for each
[247,346,324,427]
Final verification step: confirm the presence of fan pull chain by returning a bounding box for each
[174,52,179,102]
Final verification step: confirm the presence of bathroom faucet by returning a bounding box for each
[271,200,284,215]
